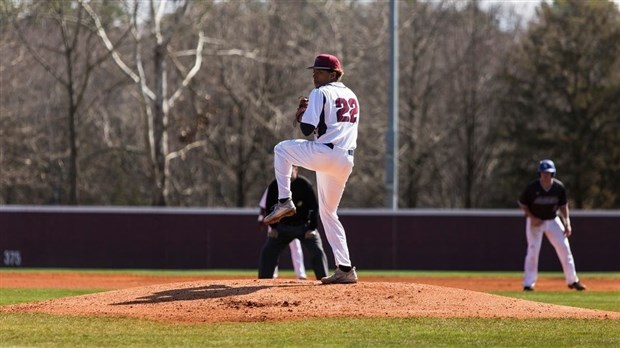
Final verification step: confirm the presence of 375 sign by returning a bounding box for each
[3,250,22,266]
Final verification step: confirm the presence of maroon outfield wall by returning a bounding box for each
[0,206,618,271]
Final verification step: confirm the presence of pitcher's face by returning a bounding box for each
[312,69,335,87]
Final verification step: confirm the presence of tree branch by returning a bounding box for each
[79,0,155,100]
[168,31,205,108]
[165,140,208,163]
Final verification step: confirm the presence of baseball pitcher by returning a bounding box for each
[264,54,359,284]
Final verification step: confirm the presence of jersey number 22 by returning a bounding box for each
[335,98,358,123]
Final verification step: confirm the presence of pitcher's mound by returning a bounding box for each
[3,279,619,323]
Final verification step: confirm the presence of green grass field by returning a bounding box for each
[1,269,618,347]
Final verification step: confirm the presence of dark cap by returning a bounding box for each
[307,54,342,71]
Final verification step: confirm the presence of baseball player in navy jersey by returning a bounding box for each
[264,54,359,284]
[518,159,586,291]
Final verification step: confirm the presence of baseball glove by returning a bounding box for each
[294,96,309,124]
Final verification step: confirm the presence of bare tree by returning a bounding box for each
[81,0,207,205]
[7,0,121,204]
[398,0,451,207]
[428,0,512,208]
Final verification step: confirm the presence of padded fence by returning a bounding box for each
[1,206,618,271]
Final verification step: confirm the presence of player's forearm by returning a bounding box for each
[559,205,571,226]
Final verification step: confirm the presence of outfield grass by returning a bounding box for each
[0,270,618,347]
[496,291,620,312]
[1,312,619,347]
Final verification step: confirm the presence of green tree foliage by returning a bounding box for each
[498,0,620,208]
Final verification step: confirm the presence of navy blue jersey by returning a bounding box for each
[519,178,568,220]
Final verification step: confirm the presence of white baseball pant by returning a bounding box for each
[274,139,354,267]
[523,216,579,287]
[288,239,307,279]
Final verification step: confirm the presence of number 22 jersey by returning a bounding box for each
[302,82,359,150]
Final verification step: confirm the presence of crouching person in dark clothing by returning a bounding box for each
[258,166,328,280]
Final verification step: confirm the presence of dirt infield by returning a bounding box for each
[2,272,620,291]
[1,273,619,323]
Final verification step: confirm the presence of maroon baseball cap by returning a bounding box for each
[307,54,342,71]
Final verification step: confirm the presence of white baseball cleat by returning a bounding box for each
[263,198,296,224]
